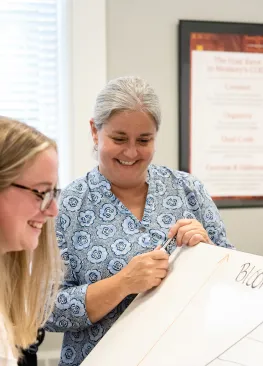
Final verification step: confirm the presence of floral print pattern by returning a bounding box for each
[77,210,95,227]
[72,231,91,250]
[96,224,116,239]
[87,246,108,264]
[108,258,127,274]
[111,239,131,256]
[122,217,139,235]
[99,203,117,221]
[84,269,102,284]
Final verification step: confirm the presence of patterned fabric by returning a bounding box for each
[45,164,233,366]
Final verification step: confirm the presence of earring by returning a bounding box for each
[94,144,98,151]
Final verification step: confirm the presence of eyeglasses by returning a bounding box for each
[11,183,61,211]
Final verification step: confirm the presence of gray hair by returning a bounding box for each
[93,76,161,131]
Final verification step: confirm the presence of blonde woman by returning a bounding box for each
[0,117,62,364]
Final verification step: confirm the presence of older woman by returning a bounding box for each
[46,76,233,366]
[0,117,62,365]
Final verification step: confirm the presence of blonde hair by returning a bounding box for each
[0,116,62,358]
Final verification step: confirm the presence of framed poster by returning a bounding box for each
[179,20,263,208]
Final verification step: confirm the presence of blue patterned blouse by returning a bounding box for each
[45,164,233,366]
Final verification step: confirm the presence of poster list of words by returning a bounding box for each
[191,50,263,197]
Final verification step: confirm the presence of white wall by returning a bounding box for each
[71,0,107,180]
[106,0,263,255]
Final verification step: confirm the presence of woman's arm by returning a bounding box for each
[85,248,168,323]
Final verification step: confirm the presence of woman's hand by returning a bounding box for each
[118,248,169,295]
[168,219,213,247]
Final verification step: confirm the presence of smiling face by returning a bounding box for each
[90,110,158,189]
[0,147,59,254]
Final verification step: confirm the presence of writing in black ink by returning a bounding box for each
[235,262,263,289]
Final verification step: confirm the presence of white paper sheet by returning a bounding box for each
[81,244,263,366]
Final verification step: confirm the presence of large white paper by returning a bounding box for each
[81,244,263,366]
